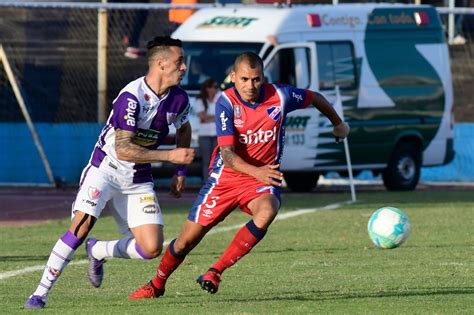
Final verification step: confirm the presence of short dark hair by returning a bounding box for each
[146,36,182,63]
[146,36,182,50]
[233,52,263,71]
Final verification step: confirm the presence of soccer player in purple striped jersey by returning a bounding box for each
[24,36,195,309]
[129,52,349,299]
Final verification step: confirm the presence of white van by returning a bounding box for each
[172,3,455,191]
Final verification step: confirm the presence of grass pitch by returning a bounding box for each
[0,190,473,314]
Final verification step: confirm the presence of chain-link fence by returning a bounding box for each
[1,2,473,124]
[0,2,185,123]
[0,1,473,185]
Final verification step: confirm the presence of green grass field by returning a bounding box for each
[1,190,473,314]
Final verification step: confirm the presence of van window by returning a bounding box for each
[316,42,356,90]
[265,47,311,88]
[181,42,263,91]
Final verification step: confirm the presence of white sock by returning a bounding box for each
[32,232,81,297]
[91,237,151,260]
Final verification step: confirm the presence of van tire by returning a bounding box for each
[284,172,320,192]
[382,143,421,191]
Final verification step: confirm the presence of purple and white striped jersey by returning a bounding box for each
[88,76,190,183]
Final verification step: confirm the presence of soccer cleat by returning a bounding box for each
[128,281,165,300]
[196,268,222,294]
[85,238,106,288]
[24,295,46,309]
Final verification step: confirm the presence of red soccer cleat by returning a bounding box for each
[128,281,165,300]
[196,268,222,294]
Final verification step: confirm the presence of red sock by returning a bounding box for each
[211,220,266,274]
[151,240,185,289]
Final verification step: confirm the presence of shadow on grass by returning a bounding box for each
[235,286,474,302]
[0,255,51,262]
[154,286,474,305]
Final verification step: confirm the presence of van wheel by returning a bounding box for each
[382,143,421,191]
[284,172,320,192]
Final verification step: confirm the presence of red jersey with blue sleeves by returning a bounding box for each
[210,83,312,178]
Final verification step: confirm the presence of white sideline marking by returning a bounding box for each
[0,200,354,281]
[0,260,87,280]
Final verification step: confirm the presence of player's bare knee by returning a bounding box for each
[69,212,96,239]
[138,242,162,259]
[253,207,277,229]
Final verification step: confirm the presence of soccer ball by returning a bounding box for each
[367,207,410,249]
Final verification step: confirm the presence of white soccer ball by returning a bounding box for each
[367,207,410,249]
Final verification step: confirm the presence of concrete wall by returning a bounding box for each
[0,123,102,184]
[421,123,474,182]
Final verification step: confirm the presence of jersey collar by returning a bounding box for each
[143,77,171,104]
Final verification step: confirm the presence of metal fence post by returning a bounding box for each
[98,0,108,123]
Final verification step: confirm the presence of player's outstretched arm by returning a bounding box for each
[220,145,283,186]
[115,128,195,164]
[310,91,350,143]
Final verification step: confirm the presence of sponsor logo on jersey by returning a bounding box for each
[234,119,245,128]
[143,94,153,112]
[166,112,178,125]
[220,111,228,131]
[201,196,219,218]
[203,208,214,218]
[88,187,101,200]
[292,91,304,103]
[143,204,157,214]
[84,199,97,207]
[234,105,244,126]
[139,195,155,203]
[234,105,242,118]
[133,128,160,146]
[266,106,281,121]
[124,98,138,126]
[239,127,277,144]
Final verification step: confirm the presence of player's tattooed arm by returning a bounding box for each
[221,145,238,169]
[221,145,283,186]
[115,129,194,164]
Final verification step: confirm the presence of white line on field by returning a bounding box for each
[0,200,354,281]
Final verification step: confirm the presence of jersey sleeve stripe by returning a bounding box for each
[217,135,234,146]
[302,89,313,108]
[220,91,233,109]
[273,84,286,165]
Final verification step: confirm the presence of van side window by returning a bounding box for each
[265,47,311,88]
[316,42,356,90]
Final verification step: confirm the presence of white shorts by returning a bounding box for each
[72,164,163,235]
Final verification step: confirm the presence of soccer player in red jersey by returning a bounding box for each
[129,52,350,299]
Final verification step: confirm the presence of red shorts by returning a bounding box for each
[188,174,281,227]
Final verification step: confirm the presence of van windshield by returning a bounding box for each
[180,42,263,91]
